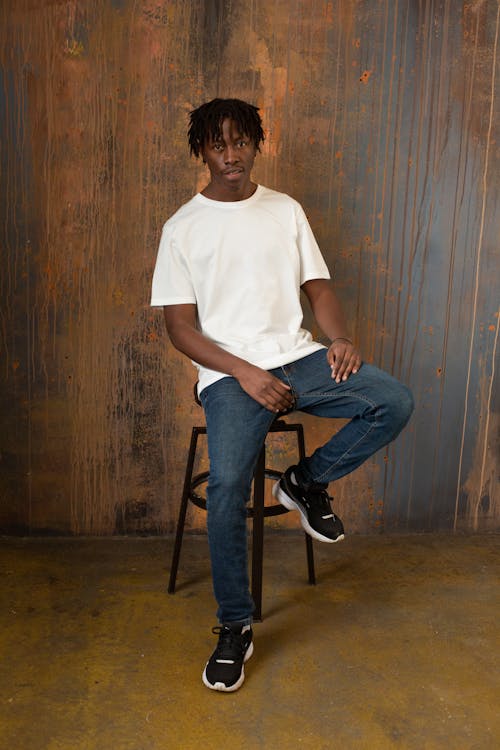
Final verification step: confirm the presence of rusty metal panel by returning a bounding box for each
[0,0,498,534]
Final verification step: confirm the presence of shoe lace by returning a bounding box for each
[309,487,336,520]
[212,626,240,662]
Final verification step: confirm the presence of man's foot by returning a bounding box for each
[273,466,345,543]
[202,623,253,692]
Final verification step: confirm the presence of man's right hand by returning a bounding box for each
[232,362,294,413]
[164,305,294,412]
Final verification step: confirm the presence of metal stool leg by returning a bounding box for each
[168,420,316,618]
[168,427,203,594]
[296,424,316,585]
[251,444,266,622]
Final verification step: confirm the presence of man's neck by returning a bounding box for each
[201,181,258,202]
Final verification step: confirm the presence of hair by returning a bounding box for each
[188,98,265,158]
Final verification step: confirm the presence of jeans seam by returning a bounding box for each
[299,389,380,484]
[279,365,293,389]
[299,391,378,409]
[314,419,379,484]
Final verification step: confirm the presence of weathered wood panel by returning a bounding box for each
[1,0,498,534]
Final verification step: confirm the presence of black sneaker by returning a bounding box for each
[273,465,345,543]
[202,624,253,692]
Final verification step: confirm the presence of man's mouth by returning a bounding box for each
[224,168,243,175]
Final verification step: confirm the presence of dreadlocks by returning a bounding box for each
[188,98,265,158]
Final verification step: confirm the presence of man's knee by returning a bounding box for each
[206,469,252,515]
[208,465,251,491]
[384,382,414,435]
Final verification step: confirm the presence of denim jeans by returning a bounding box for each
[199,349,414,625]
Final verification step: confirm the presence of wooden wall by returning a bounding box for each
[1,0,498,535]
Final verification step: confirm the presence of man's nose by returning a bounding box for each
[224,145,239,163]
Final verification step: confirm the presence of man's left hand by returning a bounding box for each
[327,339,362,383]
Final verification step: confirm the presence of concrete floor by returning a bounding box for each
[1,533,499,750]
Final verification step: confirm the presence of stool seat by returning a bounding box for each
[167,412,316,621]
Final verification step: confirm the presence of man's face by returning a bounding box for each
[200,118,257,198]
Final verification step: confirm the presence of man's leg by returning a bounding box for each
[272,350,414,540]
[199,376,275,691]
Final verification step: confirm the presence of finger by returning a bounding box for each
[273,393,295,412]
[328,349,338,377]
[265,397,292,413]
[261,385,294,412]
[269,379,293,400]
[261,380,291,401]
[339,352,361,381]
[273,381,294,398]
[351,355,362,374]
[271,379,291,394]
[331,347,349,382]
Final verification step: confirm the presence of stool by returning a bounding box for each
[167,415,316,621]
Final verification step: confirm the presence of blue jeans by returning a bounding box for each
[199,349,414,625]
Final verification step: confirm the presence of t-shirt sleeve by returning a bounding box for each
[150,222,197,306]
[295,203,331,285]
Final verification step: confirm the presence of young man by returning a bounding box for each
[151,98,413,692]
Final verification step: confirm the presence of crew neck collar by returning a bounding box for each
[195,184,263,207]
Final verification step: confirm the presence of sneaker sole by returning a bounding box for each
[202,641,254,692]
[273,482,345,544]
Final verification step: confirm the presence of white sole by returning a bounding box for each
[273,482,345,545]
[202,640,254,692]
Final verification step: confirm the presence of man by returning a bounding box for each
[151,98,413,692]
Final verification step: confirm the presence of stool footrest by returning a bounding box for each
[189,469,288,517]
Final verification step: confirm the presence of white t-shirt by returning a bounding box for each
[151,184,330,393]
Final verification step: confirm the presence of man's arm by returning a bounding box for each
[163,304,293,412]
[302,278,362,383]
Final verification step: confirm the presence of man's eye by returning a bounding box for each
[237,140,247,147]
